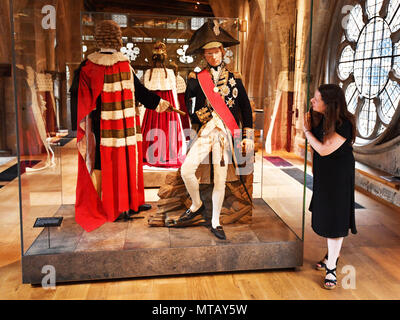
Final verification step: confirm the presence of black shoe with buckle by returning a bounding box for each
[129,204,152,216]
[177,204,205,223]
[115,211,133,222]
[210,226,226,240]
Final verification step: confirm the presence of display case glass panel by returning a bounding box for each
[9,0,311,284]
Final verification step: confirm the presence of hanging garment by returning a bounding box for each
[36,73,58,137]
[75,51,163,232]
[141,68,185,168]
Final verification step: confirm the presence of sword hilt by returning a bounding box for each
[171,107,186,116]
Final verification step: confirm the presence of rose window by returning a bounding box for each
[338,0,400,144]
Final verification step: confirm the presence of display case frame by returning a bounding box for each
[8,0,312,284]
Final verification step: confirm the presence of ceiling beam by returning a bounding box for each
[84,0,213,16]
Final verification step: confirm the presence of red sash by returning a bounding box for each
[197,69,240,139]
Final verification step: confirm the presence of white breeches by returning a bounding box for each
[181,127,229,227]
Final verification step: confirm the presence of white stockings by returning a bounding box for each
[327,237,344,270]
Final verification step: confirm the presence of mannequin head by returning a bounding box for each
[95,20,123,51]
[152,41,167,66]
[149,41,168,80]
[203,46,224,67]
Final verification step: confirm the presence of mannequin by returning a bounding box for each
[74,21,172,232]
[141,42,186,168]
[16,65,54,168]
[177,20,254,240]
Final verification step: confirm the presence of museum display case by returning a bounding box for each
[9,0,312,284]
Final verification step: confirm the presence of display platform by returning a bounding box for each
[143,168,178,188]
[22,199,303,284]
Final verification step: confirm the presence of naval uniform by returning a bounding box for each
[181,64,253,228]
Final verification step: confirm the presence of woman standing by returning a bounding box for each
[303,84,357,290]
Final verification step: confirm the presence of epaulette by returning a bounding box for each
[188,72,197,79]
[233,71,242,79]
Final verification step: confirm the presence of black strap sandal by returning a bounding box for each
[316,253,328,270]
[316,254,339,271]
[324,267,337,290]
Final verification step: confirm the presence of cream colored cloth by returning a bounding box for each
[176,74,187,94]
[144,68,177,91]
[199,111,227,137]
[181,127,229,228]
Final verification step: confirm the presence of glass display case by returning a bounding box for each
[8,0,312,284]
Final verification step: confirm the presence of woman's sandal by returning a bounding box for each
[324,266,337,290]
[315,254,339,271]
[316,254,328,270]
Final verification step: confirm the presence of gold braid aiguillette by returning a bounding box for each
[196,106,213,124]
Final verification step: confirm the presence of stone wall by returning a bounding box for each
[355,171,400,208]
[355,141,400,177]
[354,139,400,208]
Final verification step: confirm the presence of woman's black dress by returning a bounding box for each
[309,118,357,238]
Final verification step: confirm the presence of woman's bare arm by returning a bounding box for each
[303,111,346,156]
[304,131,346,156]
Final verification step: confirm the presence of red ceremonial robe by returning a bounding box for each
[141,68,185,168]
[75,52,147,232]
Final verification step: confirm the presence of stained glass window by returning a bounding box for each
[338,0,400,141]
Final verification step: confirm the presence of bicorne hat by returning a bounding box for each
[186,20,240,55]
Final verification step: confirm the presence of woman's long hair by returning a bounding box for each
[317,84,356,144]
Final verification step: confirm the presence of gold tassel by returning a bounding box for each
[91,169,102,199]
[219,135,225,167]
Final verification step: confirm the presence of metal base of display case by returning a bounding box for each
[22,199,303,284]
